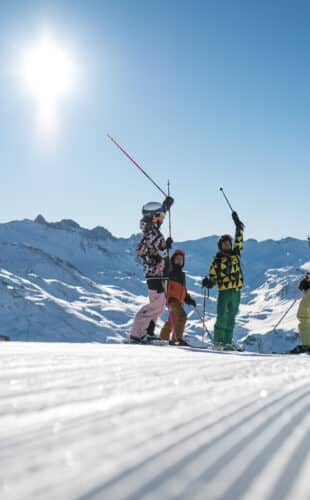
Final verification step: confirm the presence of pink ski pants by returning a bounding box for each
[131,289,166,338]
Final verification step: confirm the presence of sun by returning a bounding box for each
[22,34,74,136]
[23,35,73,101]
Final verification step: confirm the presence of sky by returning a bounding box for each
[0,0,309,242]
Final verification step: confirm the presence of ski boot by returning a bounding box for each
[212,342,224,351]
[129,333,161,344]
[169,338,190,347]
[223,343,236,351]
[146,320,156,337]
[129,335,149,344]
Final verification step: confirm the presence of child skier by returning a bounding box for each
[130,196,174,343]
[202,211,244,350]
[160,249,196,345]
[295,271,310,351]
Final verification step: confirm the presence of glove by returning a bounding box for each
[202,277,213,289]
[185,296,196,307]
[163,196,174,211]
[232,211,244,229]
[166,237,173,250]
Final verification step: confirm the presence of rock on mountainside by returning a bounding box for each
[0,215,309,351]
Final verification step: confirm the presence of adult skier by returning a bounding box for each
[202,211,244,350]
[296,271,310,350]
[160,249,196,346]
[130,196,174,343]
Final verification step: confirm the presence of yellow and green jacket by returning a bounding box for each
[209,226,244,291]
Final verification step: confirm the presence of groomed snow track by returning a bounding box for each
[1,343,310,500]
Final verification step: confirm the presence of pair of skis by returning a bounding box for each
[124,335,209,348]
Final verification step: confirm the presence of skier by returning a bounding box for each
[160,249,196,346]
[202,211,244,350]
[130,196,174,343]
[296,271,310,350]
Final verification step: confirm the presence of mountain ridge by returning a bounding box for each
[3,213,309,246]
[0,214,309,351]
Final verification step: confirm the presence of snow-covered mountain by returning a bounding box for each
[0,215,309,352]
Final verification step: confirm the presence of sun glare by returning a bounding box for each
[22,34,74,137]
[24,35,73,100]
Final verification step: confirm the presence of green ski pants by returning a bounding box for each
[214,290,241,344]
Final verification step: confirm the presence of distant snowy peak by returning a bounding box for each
[0,213,309,346]
[35,214,48,225]
[34,214,114,241]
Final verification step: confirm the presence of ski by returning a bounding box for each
[122,337,246,351]
[123,336,168,346]
[287,345,310,355]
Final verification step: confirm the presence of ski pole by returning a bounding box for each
[220,187,246,229]
[168,180,172,240]
[107,134,167,197]
[202,288,211,342]
[271,298,300,333]
[219,187,234,213]
[167,179,173,257]
[194,305,212,341]
[202,288,207,343]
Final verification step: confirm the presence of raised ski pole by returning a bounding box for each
[220,187,246,229]
[168,180,172,239]
[107,134,167,197]
[219,187,234,212]
[271,298,300,333]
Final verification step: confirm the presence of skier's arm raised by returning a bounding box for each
[232,212,244,256]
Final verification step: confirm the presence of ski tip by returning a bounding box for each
[219,187,223,191]
[107,133,112,140]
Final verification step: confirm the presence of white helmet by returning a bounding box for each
[142,202,164,216]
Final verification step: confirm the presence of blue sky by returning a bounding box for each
[0,0,309,241]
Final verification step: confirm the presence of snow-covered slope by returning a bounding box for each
[0,215,309,351]
[1,342,310,500]
[0,216,143,343]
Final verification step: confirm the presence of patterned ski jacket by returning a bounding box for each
[136,219,168,278]
[209,226,244,291]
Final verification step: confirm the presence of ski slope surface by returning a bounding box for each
[1,342,310,500]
